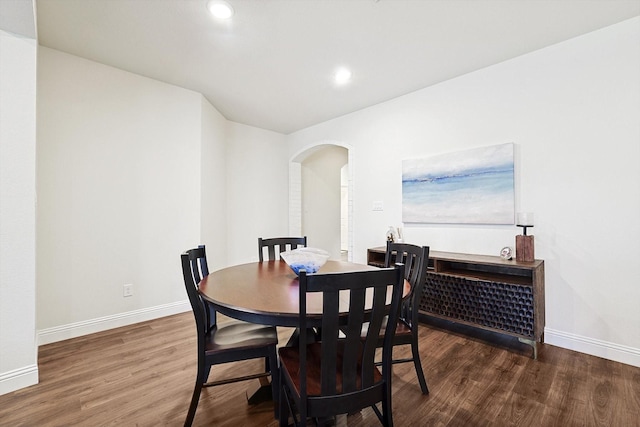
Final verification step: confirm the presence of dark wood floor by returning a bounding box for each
[1,312,638,426]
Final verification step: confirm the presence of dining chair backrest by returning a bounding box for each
[296,264,405,421]
[187,245,209,284]
[258,236,307,261]
[384,242,429,324]
[181,245,216,335]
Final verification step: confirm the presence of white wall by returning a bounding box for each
[28,44,288,346]
[225,121,288,265]
[32,46,289,344]
[200,97,229,271]
[287,18,640,367]
[0,29,37,394]
[36,47,204,342]
[301,145,347,259]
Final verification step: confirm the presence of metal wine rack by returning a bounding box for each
[421,273,535,338]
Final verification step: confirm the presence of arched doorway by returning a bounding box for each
[289,142,353,261]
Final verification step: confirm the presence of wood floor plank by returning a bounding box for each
[1,312,639,426]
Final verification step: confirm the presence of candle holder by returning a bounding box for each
[517,224,533,236]
[515,213,535,262]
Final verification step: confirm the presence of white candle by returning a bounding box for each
[517,212,534,226]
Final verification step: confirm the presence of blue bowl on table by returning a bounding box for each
[280,248,330,275]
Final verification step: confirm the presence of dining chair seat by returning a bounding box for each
[361,317,412,342]
[279,342,384,397]
[394,319,412,336]
[204,320,278,355]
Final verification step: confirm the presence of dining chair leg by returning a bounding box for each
[203,365,212,385]
[380,387,393,427]
[184,380,203,427]
[268,348,280,419]
[411,337,429,394]
[278,371,289,427]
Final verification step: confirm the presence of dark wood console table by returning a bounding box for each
[367,247,545,358]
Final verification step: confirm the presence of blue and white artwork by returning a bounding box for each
[402,143,515,224]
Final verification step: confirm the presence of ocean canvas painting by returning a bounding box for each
[402,143,515,224]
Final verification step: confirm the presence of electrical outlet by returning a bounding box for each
[123,284,134,297]
[372,201,384,211]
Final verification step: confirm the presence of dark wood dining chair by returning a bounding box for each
[258,236,307,261]
[278,264,406,426]
[181,246,279,426]
[373,241,430,394]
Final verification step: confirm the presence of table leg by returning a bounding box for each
[285,327,321,347]
[246,376,272,404]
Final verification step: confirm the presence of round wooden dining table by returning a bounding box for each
[198,259,409,328]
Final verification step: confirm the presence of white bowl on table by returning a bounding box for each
[280,247,330,275]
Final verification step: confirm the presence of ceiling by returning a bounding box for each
[8,1,640,134]
[0,0,36,38]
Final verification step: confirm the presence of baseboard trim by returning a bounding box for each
[0,364,38,396]
[545,328,640,368]
[37,300,191,346]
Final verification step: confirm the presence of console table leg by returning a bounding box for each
[518,337,537,359]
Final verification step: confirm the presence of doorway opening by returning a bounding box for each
[289,143,352,261]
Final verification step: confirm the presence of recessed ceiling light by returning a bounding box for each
[208,0,234,19]
[334,67,352,85]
